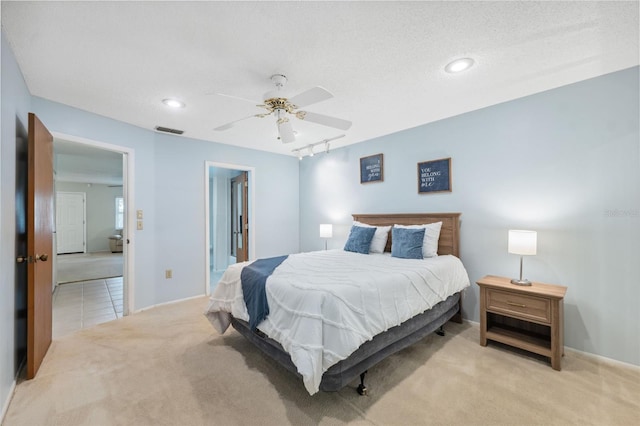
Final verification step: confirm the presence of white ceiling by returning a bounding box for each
[54,139,123,185]
[2,1,638,157]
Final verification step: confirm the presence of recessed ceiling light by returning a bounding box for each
[162,98,185,108]
[444,58,475,73]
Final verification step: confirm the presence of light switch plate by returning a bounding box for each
[136,210,143,219]
[137,220,143,230]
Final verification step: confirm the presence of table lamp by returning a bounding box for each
[508,230,537,286]
[320,224,333,250]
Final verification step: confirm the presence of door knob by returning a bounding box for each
[16,255,31,263]
[35,253,49,262]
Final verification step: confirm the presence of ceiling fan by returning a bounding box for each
[213,74,352,144]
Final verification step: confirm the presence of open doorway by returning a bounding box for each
[50,134,134,337]
[230,171,249,264]
[205,162,255,295]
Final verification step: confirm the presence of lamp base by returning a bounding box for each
[511,278,532,286]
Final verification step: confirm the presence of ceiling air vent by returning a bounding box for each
[155,126,184,135]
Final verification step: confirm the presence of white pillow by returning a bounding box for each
[394,222,442,258]
[353,221,392,254]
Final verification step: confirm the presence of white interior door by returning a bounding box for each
[56,191,86,254]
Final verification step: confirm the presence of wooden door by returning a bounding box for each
[26,113,54,379]
[14,115,29,378]
[56,192,86,254]
[230,172,248,262]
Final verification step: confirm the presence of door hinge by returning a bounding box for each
[244,181,248,187]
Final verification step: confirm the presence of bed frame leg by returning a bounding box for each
[357,370,368,396]
[435,325,445,337]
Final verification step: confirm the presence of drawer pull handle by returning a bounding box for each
[507,301,526,308]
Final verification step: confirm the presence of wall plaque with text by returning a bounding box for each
[417,157,451,194]
[360,153,384,184]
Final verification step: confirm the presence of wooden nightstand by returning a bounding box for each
[476,275,567,370]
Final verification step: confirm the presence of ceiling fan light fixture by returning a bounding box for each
[277,117,296,144]
[444,57,475,73]
[214,74,350,145]
[271,74,287,88]
[162,98,185,108]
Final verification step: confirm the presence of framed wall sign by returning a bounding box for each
[417,157,451,194]
[360,153,384,184]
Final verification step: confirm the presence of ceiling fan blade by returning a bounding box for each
[296,111,352,130]
[212,92,263,106]
[277,119,296,144]
[214,114,264,131]
[288,87,333,108]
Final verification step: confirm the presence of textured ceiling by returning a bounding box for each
[2,1,638,157]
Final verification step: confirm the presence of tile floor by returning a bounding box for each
[52,277,123,339]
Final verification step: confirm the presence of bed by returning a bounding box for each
[206,212,469,395]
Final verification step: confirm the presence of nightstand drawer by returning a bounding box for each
[486,289,551,324]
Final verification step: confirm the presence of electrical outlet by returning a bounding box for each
[137,220,143,230]
[137,210,143,219]
[165,269,172,279]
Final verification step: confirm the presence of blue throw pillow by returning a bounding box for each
[391,227,425,259]
[344,225,377,254]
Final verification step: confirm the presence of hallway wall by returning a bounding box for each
[56,182,123,253]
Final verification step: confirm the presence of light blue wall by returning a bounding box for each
[299,67,640,366]
[2,29,300,412]
[31,97,160,308]
[150,132,298,302]
[32,98,300,308]
[2,24,637,418]
[1,31,32,418]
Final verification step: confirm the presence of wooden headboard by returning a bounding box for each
[352,213,461,257]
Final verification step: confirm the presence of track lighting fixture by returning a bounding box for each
[292,134,345,160]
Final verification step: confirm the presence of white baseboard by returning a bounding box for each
[459,318,639,371]
[1,380,17,424]
[132,294,206,314]
[563,346,640,371]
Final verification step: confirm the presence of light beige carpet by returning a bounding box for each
[4,296,639,426]
[57,252,123,284]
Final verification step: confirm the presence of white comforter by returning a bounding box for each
[205,250,470,394]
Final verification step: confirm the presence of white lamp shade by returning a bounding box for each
[319,224,333,239]
[508,230,537,255]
